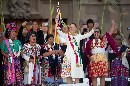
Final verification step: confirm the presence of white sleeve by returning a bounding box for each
[57,29,67,40]
[79,29,94,40]
[22,54,30,61]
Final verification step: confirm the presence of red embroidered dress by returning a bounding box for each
[85,33,120,78]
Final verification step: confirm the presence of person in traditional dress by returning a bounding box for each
[0,32,5,85]
[59,26,71,84]
[85,21,120,86]
[56,15,97,83]
[22,31,41,85]
[40,34,64,85]
[1,22,23,85]
[110,34,129,86]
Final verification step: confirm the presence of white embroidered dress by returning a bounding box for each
[22,43,41,85]
[57,29,94,78]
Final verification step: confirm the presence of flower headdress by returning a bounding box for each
[6,22,17,31]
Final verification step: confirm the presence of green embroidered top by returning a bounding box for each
[1,39,22,54]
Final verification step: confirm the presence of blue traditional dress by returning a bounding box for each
[110,45,129,86]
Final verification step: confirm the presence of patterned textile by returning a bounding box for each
[89,54,108,78]
[41,43,63,85]
[22,43,41,85]
[1,39,23,85]
[110,58,129,86]
[85,33,120,78]
[61,55,71,78]
[3,57,23,85]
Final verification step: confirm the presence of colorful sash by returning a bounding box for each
[68,35,82,67]
[4,39,15,85]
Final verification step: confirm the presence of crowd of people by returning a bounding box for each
[0,15,130,86]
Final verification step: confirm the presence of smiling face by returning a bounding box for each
[10,30,17,40]
[47,37,54,45]
[69,23,77,34]
[32,22,38,31]
[87,23,94,30]
[62,26,68,33]
[41,22,48,33]
[94,28,101,39]
[29,34,36,43]
[22,27,28,36]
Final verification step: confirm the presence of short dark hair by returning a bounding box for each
[46,34,54,41]
[95,28,101,34]
[70,23,77,27]
[26,31,37,43]
[86,19,94,25]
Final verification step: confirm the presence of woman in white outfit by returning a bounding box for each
[55,16,96,83]
[22,31,41,85]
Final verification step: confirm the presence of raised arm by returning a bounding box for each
[55,15,67,39]
[57,29,67,39]
[79,23,99,40]
[106,32,121,57]
[79,29,94,40]
[109,20,118,36]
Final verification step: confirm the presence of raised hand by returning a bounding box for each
[22,21,28,26]
[110,20,118,35]
[55,14,59,23]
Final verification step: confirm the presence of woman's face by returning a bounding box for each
[22,28,28,36]
[69,24,77,33]
[115,36,122,46]
[94,29,100,39]
[32,22,38,31]
[87,23,94,30]
[47,37,54,44]
[10,30,17,40]
[29,34,36,43]
[41,23,48,32]
[62,27,68,33]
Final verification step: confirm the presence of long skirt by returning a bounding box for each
[24,63,41,85]
[110,58,129,86]
[89,53,108,78]
[3,56,23,85]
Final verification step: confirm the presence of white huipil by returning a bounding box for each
[57,29,94,78]
[22,43,41,85]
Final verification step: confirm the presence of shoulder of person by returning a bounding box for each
[36,44,41,49]
[37,30,43,33]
